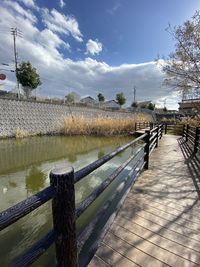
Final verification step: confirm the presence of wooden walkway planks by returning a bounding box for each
[88,135,200,267]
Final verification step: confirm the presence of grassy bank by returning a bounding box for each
[61,114,150,136]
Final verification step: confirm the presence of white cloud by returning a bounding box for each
[0,1,179,110]
[42,8,83,42]
[86,39,103,55]
[59,0,66,9]
[5,0,37,23]
[19,0,39,10]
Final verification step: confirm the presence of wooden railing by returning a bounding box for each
[162,123,200,153]
[135,121,152,131]
[182,124,200,153]
[163,123,184,135]
[0,124,163,267]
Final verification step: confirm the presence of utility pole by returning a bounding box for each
[11,27,22,99]
[164,98,166,108]
[133,86,136,103]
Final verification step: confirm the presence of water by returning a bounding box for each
[0,135,137,266]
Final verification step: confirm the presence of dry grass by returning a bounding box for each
[15,128,29,139]
[180,117,200,126]
[61,114,150,136]
[161,117,200,135]
[161,117,200,126]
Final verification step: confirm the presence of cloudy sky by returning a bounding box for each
[0,0,199,109]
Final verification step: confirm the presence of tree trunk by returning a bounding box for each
[23,86,32,99]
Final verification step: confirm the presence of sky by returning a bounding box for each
[0,0,200,109]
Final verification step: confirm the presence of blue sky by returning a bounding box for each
[0,0,200,109]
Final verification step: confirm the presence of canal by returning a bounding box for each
[0,135,138,266]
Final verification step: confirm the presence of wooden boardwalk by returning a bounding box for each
[88,135,200,267]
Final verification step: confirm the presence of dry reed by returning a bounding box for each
[180,117,200,126]
[61,114,150,136]
[15,128,29,139]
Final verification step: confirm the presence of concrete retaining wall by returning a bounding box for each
[0,98,137,137]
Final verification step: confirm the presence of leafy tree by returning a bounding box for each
[65,93,75,104]
[131,101,138,108]
[97,93,105,103]
[116,92,126,107]
[17,61,41,99]
[147,103,155,110]
[161,11,200,96]
[163,107,168,112]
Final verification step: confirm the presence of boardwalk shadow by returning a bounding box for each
[178,137,200,198]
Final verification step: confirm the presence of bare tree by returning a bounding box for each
[160,11,200,116]
[163,12,200,90]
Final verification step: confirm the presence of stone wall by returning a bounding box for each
[0,98,137,138]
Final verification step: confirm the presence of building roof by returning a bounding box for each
[103,100,120,107]
[137,101,152,106]
[80,96,97,104]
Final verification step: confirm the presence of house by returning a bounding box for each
[179,98,200,116]
[137,101,152,108]
[80,96,97,106]
[102,100,120,110]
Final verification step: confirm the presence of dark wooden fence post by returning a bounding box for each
[164,123,167,135]
[135,122,137,132]
[160,124,163,139]
[194,127,200,153]
[150,122,153,130]
[144,130,150,169]
[186,124,189,142]
[50,166,77,267]
[182,124,185,138]
[156,126,159,147]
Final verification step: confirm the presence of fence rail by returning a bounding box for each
[182,124,200,153]
[0,124,163,267]
[163,123,200,154]
[135,121,152,131]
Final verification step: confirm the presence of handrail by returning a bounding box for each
[77,156,143,252]
[0,124,163,267]
[12,230,57,267]
[135,121,150,131]
[164,123,200,154]
[0,186,56,231]
[76,145,145,219]
[74,133,146,183]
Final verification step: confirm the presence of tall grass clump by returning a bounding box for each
[180,117,200,126]
[15,128,29,139]
[162,117,200,127]
[61,115,150,136]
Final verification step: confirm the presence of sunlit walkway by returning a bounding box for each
[89,135,200,267]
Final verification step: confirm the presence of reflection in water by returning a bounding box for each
[25,166,46,195]
[0,135,136,267]
[0,136,131,175]
[98,150,105,159]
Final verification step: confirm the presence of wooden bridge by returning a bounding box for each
[0,123,200,267]
[89,133,200,267]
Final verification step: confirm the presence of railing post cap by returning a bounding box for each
[50,165,74,176]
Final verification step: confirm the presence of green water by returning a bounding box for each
[0,135,136,266]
